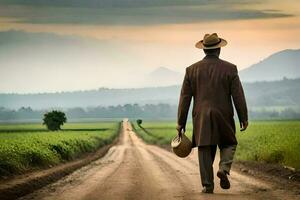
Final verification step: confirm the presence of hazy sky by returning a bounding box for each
[0,0,299,93]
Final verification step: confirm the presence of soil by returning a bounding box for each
[233,160,300,193]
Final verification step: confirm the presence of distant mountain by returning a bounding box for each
[1,78,299,110]
[145,67,183,86]
[239,49,300,82]
[0,86,181,110]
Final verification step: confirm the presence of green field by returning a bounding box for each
[0,122,120,177]
[132,122,193,145]
[133,121,300,169]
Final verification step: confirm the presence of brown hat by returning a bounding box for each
[171,133,192,158]
[195,33,227,49]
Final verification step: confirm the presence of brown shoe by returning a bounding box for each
[217,170,230,189]
[201,186,214,194]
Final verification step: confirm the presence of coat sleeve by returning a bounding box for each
[231,66,248,123]
[177,68,193,130]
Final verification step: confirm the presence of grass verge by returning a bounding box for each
[133,120,300,169]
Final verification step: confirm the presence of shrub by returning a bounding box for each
[137,119,143,126]
[43,110,67,131]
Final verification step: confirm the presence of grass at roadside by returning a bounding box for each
[132,122,192,146]
[235,121,300,169]
[0,122,120,177]
[133,120,300,169]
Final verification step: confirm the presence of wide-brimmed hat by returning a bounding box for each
[195,33,227,49]
[171,133,192,158]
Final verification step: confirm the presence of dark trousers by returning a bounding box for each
[198,145,236,189]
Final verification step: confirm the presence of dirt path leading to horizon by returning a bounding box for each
[20,119,299,200]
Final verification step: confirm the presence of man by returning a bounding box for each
[177,33,248,194]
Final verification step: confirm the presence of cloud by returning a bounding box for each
[0,30,152,92]
[0,0,259,8]
[0,0,293,25]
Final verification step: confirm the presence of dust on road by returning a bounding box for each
[20,119,299,200]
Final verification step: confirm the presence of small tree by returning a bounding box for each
[137,119,143,127]
[43,110,67,131]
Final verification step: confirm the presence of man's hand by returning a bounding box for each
[176,125,185,137]
[240,121,248,132]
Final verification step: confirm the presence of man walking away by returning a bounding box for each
[177,33,248,194]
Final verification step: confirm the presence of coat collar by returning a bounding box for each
[203,54,219,60]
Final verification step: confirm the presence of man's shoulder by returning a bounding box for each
[186,60,202,71]
[186,58,237,71]
[218,58,237,70]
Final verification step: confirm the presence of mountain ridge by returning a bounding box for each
[145,67,183,87]
[239,49,300,82]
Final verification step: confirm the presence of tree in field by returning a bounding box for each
[43,110,67,131]
[137,119,143,127]
[136,119,154,137]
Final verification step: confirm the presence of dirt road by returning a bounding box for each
[20,119,299,200]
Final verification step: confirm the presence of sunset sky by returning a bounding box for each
[0,0,299,93]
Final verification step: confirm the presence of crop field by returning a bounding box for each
[133,120,300,169]
[132,122,192,146]
[0,122,120,177]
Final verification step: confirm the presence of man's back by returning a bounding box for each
[177,54,247,146]
[187,55,237,116]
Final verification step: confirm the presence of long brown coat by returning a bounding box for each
[177,55,248,147]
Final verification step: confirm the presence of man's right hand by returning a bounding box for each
[240,121,248,131]
[176,125,185,137]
